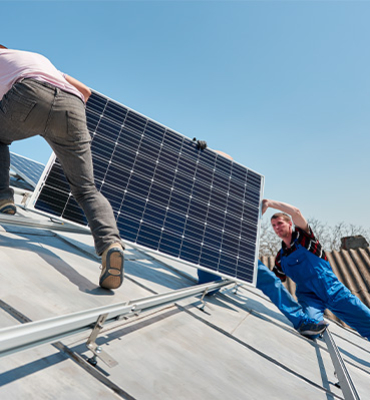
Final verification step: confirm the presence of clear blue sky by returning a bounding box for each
[3,1,370,230]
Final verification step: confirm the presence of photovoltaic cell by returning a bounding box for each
[10,152,45,189]
[29,91,264,284]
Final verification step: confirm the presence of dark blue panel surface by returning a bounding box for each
[32,91,263,284]
[10,152,45,189]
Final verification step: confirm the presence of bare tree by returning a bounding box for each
[258,219,281,257]
[327,222,370,251]
[306,217,329,248]
[258,217,370,257]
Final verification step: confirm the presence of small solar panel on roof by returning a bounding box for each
[10,152,45,189]
[29,91,264,284]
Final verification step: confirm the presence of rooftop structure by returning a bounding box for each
[0,184,369,399]
[1,82,369,398]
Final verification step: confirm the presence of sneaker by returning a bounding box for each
[0,199,16,215]
[99,243,124,290]
[298,320,329,337]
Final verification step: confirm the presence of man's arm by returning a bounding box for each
[262,199,309,233]
[64,74,92,102]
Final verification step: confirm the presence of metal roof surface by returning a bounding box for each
[0,190,369,399]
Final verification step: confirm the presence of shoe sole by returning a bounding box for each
[0,205,16,215]
[300,329,326,336]
[99,248,124,290]
[299,325,328,336]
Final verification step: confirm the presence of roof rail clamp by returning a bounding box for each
[86,313,118,368]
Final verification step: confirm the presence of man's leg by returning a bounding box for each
[306,267,370,340]
[0,82,38,213]
[257,261,306,329]
[0,143,12,198]
[49,133,122,256]
[197,270,222,284]
[197,269,222,296]
[0,79,123,289]
[38,84,124,289]
[327,280,370,340]
[43,89,122,256]
[257,261,327,336]
[296,292,326,322]
[0,143,16,213]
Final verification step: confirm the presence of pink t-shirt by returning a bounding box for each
[0,49,85,102]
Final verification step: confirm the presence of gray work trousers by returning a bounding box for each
[0,78,121,255]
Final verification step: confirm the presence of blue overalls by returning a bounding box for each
[198,261,316,330]
[256,260,315,329]
[280,241,370,340]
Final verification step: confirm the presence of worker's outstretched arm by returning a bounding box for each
[262,199,309,232]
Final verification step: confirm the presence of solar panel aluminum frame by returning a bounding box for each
[25,90,264,287]
[26,152,62,215]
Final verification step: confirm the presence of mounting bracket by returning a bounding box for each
[86,313,118,368]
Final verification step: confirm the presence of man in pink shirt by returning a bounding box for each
[0,45,124,290]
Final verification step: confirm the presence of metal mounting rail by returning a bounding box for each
[0,279,233,359]
[322,328,361,400]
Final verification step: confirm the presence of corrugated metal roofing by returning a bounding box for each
[0,188,369,399]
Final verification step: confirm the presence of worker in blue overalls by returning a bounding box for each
[262,198,370,340]
[198,261,327,337]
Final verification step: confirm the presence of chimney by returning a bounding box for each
[340,235,369,250]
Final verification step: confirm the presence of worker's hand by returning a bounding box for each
[64,74,91,103]
[193,138,207,150]
[262,199,269,215]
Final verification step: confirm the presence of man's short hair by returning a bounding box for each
[0,45,7,49]
[271,212,291,223]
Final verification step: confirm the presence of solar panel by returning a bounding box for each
[28,91,264,285]
[10,152,45,189]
